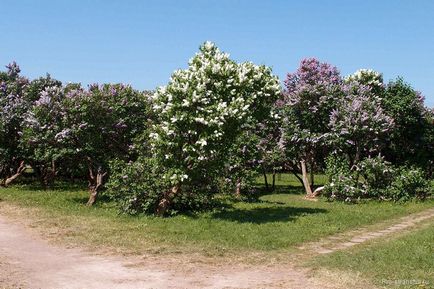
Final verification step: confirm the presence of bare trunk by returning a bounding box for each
[1,161,26,187]
[301,159,314,198]
[235,179,242,198]
[86,166,107,206]
[272,171,276,191]
[312,186,324,197]
[286,161,304,187]
[353,143,361,186]
[262,167,269,190]
[87,187,98,206]
[310,165,314,187]
[39,160,57,189]
[289,169,304,187]
[156,184,180,216]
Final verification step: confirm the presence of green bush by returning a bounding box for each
[324,154,431,202]
[386,167,432,201]
[357,156,395,198]
[324,155,361,201]
[324,174,361,202]
[106,158,168,215]
[106,158,218,215]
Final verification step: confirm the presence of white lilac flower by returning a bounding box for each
[196,139,207,147]
[182,99,190,107]
[194,117,208,125]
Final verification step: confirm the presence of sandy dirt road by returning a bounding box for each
[0,214,322,289]
[5,206,431,288]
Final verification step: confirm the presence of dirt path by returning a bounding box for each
[0,214,324,289]
[298,207,434,255]
[1,208,433,289]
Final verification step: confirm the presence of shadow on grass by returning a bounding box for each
[212,206,327,224]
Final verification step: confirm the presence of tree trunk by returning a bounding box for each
[87,187,98,206]
[289,169,304,187]
[310,165,315,187]
[310,186,324,198]
[86,166,107,206]
[353,143,361,187]
[1,161,26,187]
[300,159,314,198]
[234,178,242,198]
[38,160,57,189]
[272,171,276,191]
[156,184,180,216]
[286,161,304,187]
[262,167,269,190]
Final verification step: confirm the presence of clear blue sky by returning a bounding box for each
[1,0,433,106]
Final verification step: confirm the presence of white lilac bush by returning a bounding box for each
[111,42,281,215]
[344,69,384,92]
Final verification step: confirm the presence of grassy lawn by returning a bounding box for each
[256,173,328,188]
[0,174,432,260]
[308,223,434,288]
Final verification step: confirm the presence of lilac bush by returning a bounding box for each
[329,83,394,166]
[22,77,64,187]
[280,58,342,196]
[1,55,431,210]
[60,83,152,205]
[0,62,30,186]
[324,154,431,202]
[141,42,280,215]
[344,69,384,96]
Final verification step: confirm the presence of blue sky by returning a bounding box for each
[1,0,433,106]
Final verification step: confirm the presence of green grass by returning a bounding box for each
[255,172,328,188]
[0,175,432,259]
[309,223,434,288]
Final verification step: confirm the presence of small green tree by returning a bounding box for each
[421,109,434,177]
[221,125,261,197]
[382,78,430,168]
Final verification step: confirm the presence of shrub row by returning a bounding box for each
[1,42,432,215]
